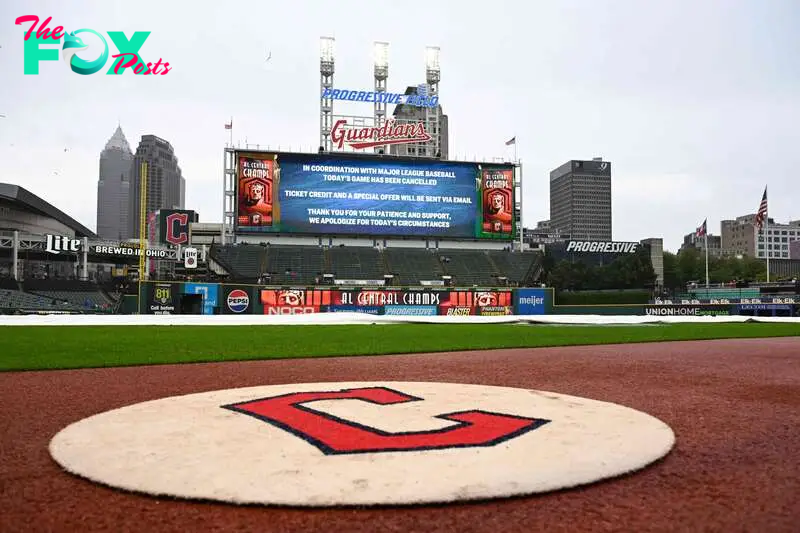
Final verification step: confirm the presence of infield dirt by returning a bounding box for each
[2,337,799,532]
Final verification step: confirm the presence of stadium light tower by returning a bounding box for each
[373,41,389,154]
[424,46,441,158]
[320,37,335,152]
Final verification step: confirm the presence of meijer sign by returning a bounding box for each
[566,241,639,254]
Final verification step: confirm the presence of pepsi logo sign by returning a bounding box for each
[227,289,250,313]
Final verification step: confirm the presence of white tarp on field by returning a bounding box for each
[0,313,799,326]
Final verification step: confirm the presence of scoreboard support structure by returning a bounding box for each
[222,147,237,245]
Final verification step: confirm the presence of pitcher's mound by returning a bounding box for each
[49,381,675,506]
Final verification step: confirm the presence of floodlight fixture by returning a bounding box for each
[425,46,440,72]
[374,41,389,68]
[320,36,335,63]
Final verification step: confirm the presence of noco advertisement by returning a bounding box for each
[235,151,515,240]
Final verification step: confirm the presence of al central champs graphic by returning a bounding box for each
[237,154,277,228]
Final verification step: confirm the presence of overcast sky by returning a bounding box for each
[1,0,798,252]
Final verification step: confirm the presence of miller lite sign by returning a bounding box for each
[184,247,198,269]
[330,119,432,150]
[44,234,81,255]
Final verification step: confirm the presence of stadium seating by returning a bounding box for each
[264,245,325,285]
[0,289,83,312]
[209,244,545,287]
[437,249,498,286]
[326,246,384,281]
[27,290,113,309]
[486,250,543,285]
[383,248,444,286]
[210,244,266,282]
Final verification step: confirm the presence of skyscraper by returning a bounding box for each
[127,135,186,240]
[549,158,612,241]
[96,125,133,240]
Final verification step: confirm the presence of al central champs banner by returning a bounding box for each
[257,288,512,315]
[235,151,515,240]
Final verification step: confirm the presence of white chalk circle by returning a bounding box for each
[49,381,675,506]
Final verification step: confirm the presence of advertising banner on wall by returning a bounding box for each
[140,287,522,316]
[644,305,731,316]
[148,283,178,315]
[260,288,324,314]
[515,288,547,315]
[326,305,383,315]
[222,286,254,314]
[235,151,515,240]
[383,305,438,316]
[182,283,219,315]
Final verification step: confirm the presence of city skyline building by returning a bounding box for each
[549,158,612,241]
[127,135,186,240]
[96,125,133,240]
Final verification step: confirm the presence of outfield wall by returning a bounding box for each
[125,282,800,318]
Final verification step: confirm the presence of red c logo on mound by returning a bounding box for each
[222,387,550,455]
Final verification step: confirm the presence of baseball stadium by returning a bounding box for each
[3,39,800,533]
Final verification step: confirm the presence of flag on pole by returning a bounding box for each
[754,187,768,229]
[505,136,516,146]
[695,219,707,238]
[224,121,232,130]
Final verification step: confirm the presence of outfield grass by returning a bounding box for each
[2,322,799,371]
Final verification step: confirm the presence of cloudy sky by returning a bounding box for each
[1,0,798,252]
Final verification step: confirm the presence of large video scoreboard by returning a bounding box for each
[235,151,515,240]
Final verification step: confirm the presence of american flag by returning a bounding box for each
[224,121,232,130]
[754,187,768,229]
[505,136,516,146]
[695,219,707,238]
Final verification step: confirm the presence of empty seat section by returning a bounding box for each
[437,249,497,286]
[0,289,82,311]
[487,251,542,284]
[211,245,265,282]
[327,247,384,280]
[29,290,113,308]
[265,245,325,284]
[383,248,443,286]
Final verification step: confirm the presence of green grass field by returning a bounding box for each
[2,322,799,372]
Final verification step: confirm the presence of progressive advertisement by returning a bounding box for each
[235,151,515,240]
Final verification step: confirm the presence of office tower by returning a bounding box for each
[550,158,612,241]
[96,125,133,240]
[127,135,186,240]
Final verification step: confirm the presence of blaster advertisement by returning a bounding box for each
[235,151,515,240]
[237,154,277,229]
